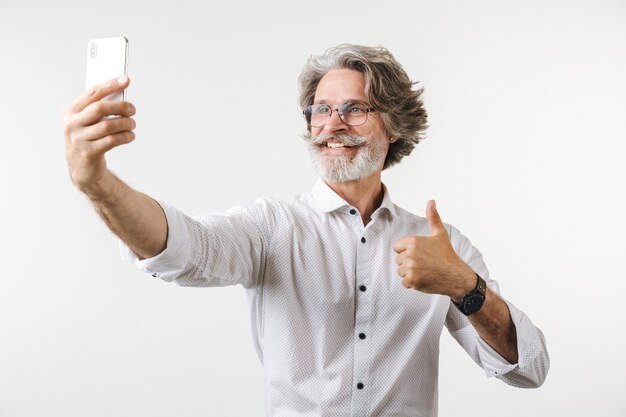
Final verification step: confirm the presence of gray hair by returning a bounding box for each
[298,44,428,170]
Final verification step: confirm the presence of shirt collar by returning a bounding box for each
[309,178,398,219]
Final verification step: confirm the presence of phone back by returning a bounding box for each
[85,36,128,101]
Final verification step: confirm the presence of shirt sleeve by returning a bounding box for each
[444,224,550,388]
[119,199,269,289]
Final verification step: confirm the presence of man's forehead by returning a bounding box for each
[314,69,368,103]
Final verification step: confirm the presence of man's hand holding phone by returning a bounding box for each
[62,76,136,196]
[61,37,168,259]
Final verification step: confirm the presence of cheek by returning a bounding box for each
[357,126,384,140]
[361,116,386,139]
[311,126,323,136]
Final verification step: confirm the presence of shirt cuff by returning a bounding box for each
[476,299,528,378]
[119,200,190,282]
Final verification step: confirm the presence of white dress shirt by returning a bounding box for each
[121,179,549,417]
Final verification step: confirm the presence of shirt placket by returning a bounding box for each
[349,208,376,417]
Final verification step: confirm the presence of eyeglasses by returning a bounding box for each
[303,103,376,127]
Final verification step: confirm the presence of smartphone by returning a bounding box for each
[85,36,129,101]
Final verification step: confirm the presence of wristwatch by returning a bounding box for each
[453,273,487,316]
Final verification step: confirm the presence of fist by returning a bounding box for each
[392,200,475,302]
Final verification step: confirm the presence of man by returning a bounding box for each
[63,44,549,416]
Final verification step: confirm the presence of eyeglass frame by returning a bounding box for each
[303,102,377,127]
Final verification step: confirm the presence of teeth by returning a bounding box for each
[327,142,346,148]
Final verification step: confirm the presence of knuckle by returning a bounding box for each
[63,116,79,136]
[62,121,72,136]
[97,119,115,136]
[83,103,100,120]
[405,276,418,288]
[98,119,113,135]
[62,107,76,125]
[105,134,119,147]
[91,101,105,114]
[403,238,417,249]
[95,82,110,95]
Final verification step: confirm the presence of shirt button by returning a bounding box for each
[359,285,367,292]
[361,237,366,243]
[349,208,356,215]
[357,382,364,389]
[359,333,366,340]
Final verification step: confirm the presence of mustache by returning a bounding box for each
[305,132,370,147]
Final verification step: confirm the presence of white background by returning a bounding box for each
[1,0,625,415]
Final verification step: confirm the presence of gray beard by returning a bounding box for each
[304,133,387,183]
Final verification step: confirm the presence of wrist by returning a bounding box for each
[451,265,478,304]
[80,171,121,204]
[453,273,487,316]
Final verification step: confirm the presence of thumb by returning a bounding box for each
[426,200,447,237]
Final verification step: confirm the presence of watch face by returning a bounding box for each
[463,293,485,315]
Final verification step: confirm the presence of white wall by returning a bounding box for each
[1,0,625,415]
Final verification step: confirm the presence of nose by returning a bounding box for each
[322,108,348,134]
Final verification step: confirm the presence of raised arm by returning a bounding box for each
[62,76,167,259]
[393,201,518,362]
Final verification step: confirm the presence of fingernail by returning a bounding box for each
[117,76,128,84]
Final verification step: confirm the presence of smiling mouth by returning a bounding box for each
[325,142,353,148]
[319,139,360,149]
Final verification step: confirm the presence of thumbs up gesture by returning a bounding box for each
[392,200,476,302]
